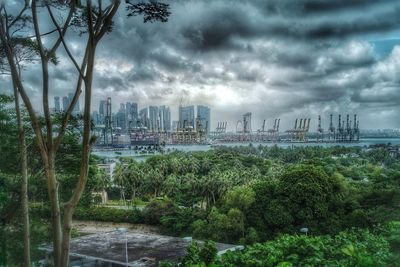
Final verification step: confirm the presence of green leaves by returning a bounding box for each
[218,229,391,267]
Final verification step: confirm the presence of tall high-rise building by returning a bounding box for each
[92,111,101,125]
[139,107,149,129]
[159,105,171,131]
[197,105,211,133]
[62,96,69,111]
[179,105,195,129]
[54,96,61,112]
[99,100,106,116]
[126,102,138,128]
[115,104,128,132]
[68,93,80,114]
[172,120,179,132]
[148,106,159,132]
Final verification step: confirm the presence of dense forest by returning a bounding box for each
[1,95,400,266]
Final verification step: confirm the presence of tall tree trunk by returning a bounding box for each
[12,76,31,267]
[59,41,96,267]
[45,163,62,266]
[0,226,7,266]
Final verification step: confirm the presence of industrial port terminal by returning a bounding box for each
[93,107,360,149]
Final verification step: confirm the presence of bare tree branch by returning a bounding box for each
[31,0,52,155]
[46,4,86,81]
[48,0,76,57]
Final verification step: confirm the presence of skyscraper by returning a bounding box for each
[54,96,60,112]
[172,120,179,132]
[62,96,69,111]
[179,105,195,129]
[99,100,106,116]
[139,107,149,129]
[197,105,211,133]
[68,93,80,114]
[126,102,138,128]
[148,106,159,132]
[159,105,171,131]
[115,104,128,132]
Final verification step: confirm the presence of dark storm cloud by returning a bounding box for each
[1,0,400,129]
[256,0,400,15]
[181,7,258,51]
[173,0,400,54]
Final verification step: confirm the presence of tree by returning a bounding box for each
[224,185,255,212]
[0,90,32,266]
[0,1,170,266]
[144,166,165,198]
[114,163,128,204]
[0,20,40,267]
[126,162,144,201]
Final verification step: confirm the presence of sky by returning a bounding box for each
[1,0,400,131]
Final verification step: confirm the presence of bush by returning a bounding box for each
[31,205,144,224]
[142,198,175,225]
[160,207,199,236]
[74,206,143,223]
[219,229,391,267]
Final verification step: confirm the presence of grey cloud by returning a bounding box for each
[1,0,400,129]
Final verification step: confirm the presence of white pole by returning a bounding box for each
[125,231,128,266]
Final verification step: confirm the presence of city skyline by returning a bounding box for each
[89,97,211,133]
[50,96,400,133]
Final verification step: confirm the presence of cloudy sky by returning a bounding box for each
[1,0,400,131]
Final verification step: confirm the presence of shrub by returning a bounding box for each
[142,198,175,225]
[74,206,143,224]
[218,229,391,267]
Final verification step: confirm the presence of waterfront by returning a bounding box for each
[92,138,400,160]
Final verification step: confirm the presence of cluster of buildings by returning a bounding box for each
[52,95,212,146]
[53,94,80,115]
[89,97,211,135]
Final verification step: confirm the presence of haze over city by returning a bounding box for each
[1,0,400,131]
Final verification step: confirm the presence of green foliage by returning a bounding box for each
[200,241,218,266]
[224,185,255,212]
[160,206,202,236]
[181,242,202,266]
[191,207,245,243]
[174,241,218,267]
[218,229,391,267]
[0,95,20,174]
[73,206,143,223]
[29,203,144,225]
[142,198,175,225]
[0,211,50,266]
[0,173,19,225]
[103,145,400,245]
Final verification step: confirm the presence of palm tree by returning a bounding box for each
[113,163,128,205]
[126,162,144,202]
[143,166,165,198]
[163,174,179,197]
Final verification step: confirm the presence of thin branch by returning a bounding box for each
[8,5,28,29]
[31,1,46,59]
[46,5,86,81]
[54,43,89,152]
[95,0,120,42]
[0,14,47,155]
[87,0,95,45]
[48,0,76,57]
[32,0,53,154]
[25,28,63,39]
